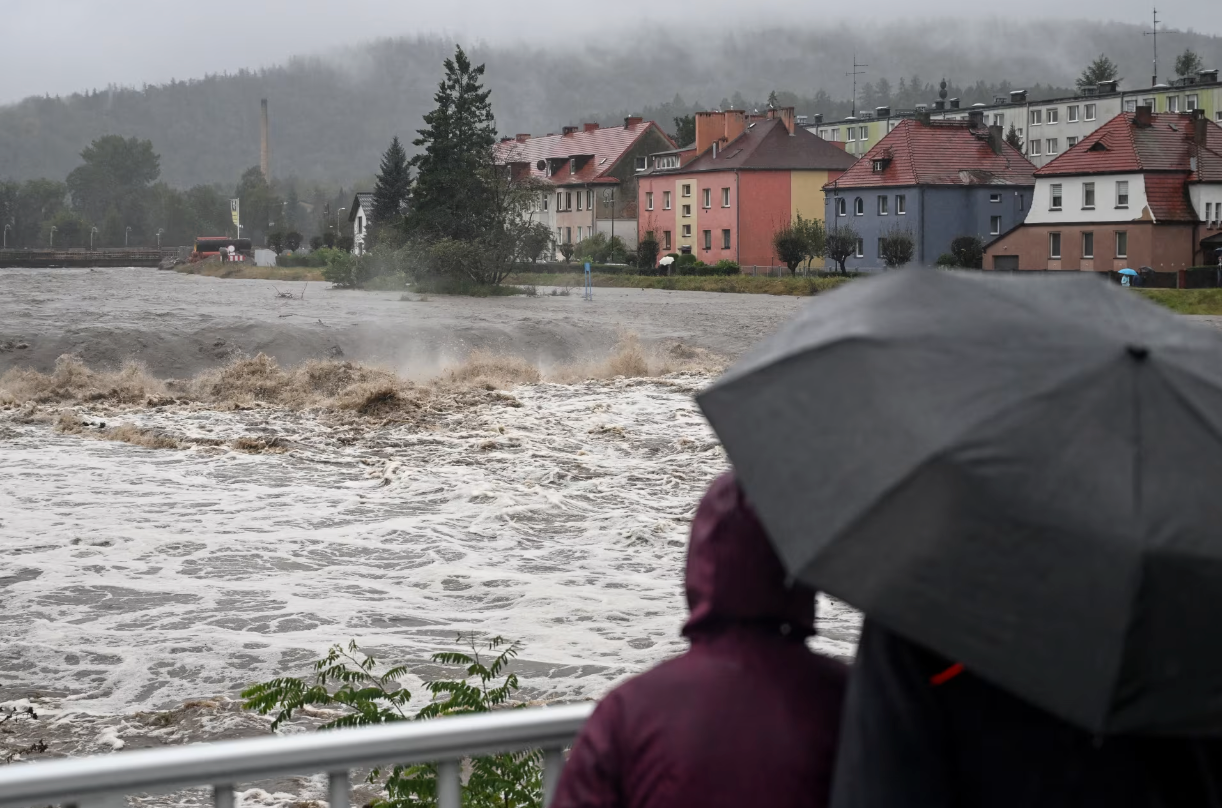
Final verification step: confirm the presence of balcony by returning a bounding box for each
[0,703,593,808]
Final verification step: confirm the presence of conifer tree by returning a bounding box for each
[1077,54,1119,89]
[371,136,411,225]
[406,46,497,241]
[1005,123,1023,152]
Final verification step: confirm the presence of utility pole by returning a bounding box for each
[125,226,131,247]
[847,54,868,118]
[1144,8,1183,87]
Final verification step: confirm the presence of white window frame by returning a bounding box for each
[1142,97,1156,112]
[1085,103,1097,121]
[855,238,865,258]
[1067,105,1080,123]
[1125,99,1138,112]
[1083,182,1095,210]
[878,195,889,215]
[846,127,857,142]
[836,198,847,217]
[702,229,712,250]
[576,192,583,211]
[721,188,730,207]
[663,191,672,210]
[722,229,731,249]
[681,184,692,198]
[1167,96,1180,113]
[1046,108,1059,124]
[682,224,692,238]
[1067,136,1079,148]
[990,215,1002,235]
[1116,181,1129,208]
[1188,94,1199,111]
[682,204,692,217]
[1029,139,1042,156]
[702,188,711,209]
[1050,184,1063,210]
[1050,232,1062,259]
[646,192,654,211]
[854,197,864,216]
[1116,230,1128,258]
[990,193,1002,203]
[1030,109,1043,126]
[663,230,672,250]
[1083,231,1094,259]
[896,194,906,215]
[1046,138,1058,155]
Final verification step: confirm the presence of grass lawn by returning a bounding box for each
[512,272,851,296]
[1137,289,1222,315]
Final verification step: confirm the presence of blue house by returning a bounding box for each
[823,112,1036,268]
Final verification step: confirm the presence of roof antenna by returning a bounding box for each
[1144,7,1183,87]
[846,53,868,118]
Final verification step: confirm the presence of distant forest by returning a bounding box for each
[1,20,1220,190]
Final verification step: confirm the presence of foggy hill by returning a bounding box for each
[1,19,1218,188]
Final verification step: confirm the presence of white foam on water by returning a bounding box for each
[0,375,860,728]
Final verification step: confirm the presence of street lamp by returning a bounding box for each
[125,226,132,247]
[49,225,57,247]
[90,226,98,250]
[156,228,164,249]
[3,223,11,249]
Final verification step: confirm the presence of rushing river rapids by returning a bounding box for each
[0,268,861,804]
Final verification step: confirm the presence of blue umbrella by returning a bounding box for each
[1118,268,1139,276]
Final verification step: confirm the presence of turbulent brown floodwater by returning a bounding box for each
[0,268,858,806]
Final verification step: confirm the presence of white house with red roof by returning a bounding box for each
[495,117,674,257]
[986,108,1222,272]
[823,111,1035,269]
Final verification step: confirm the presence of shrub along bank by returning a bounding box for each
[512,272,850,296]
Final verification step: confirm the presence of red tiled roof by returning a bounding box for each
[1036,112,1222,178]
[494,122,672,187]
[825,119,1036,189]
[1143,174,1196,221]
[672,119,857,173]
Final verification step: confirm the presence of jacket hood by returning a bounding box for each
[682,472,816,638]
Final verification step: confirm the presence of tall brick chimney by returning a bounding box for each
[583,122,600,132]
[1134,105,1153,128]
[1194,108,1208,146]
[988,124,1004,155]
[624,116,643,128]
[766,106,797,135]
[516,133,531,143]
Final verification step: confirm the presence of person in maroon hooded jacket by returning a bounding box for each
[550,472,848,808]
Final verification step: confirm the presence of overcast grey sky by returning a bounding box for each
[1,0,1216,106]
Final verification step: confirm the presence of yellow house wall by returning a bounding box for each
[791,169,832,268]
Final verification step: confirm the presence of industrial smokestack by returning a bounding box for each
[260,99,270,180]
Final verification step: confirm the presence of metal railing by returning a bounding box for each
[0,703,593,808]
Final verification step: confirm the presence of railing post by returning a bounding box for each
[328,770,350,808]
[437,760,461,808]
[213,784,235,808]
[542,747,566,807]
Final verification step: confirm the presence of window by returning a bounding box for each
[722,229,731,249]
[634,156,647,171]
[1049,232,1062,259]
[682,224,692,238]
[1207,202,1214,224]
[1142,97,1156,111]
[990,193,1002,203]
[1188,94,1200,111]
[576,192,583,211]
[587,190,593,209]
[681,184,692,198]
[846,127,857,141]
[990,215,1002,235]
[565,227,572,244]
[663,231,672,250]
[1046,138,1058,155]
[1115,231,1128,258]
[878,195,889,215]
[702,188,711,208]
[1125,98,1137,113]
[1030,109,1043,126]
[1167,96,1180,113]
[1067,136,1079,147]
[576,226,583,241]
[877,238,885,258]
[1029,139,1042,156]
[1085,103,1096,121]
[1050,183,1063,210]
[565,192,572,210]
[830,128,840,141]
[541,194,549,211]
[682,204,691,217]
[721,188,730,207]
[836,198,847,217]
[1078,231,1093,259]
[663,191,672,210]
[1217,112,1222,122]
[1067,105,1080,122]
[1116,181,1129,208]
[556,191,563,210]
[854,197,864,216]
[855,238,865,258]
[992,113,1005,127]
[703,229,712,250]
[556,227,562,244]
[896,194,906,215]
[1046,108,1059,124]
[646,192,654,211]
[1083,182,1095,209]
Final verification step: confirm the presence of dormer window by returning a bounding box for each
[570,158,577,174]
[872,158,891,173]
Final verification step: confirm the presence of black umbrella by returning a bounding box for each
[699,269,1222,736]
